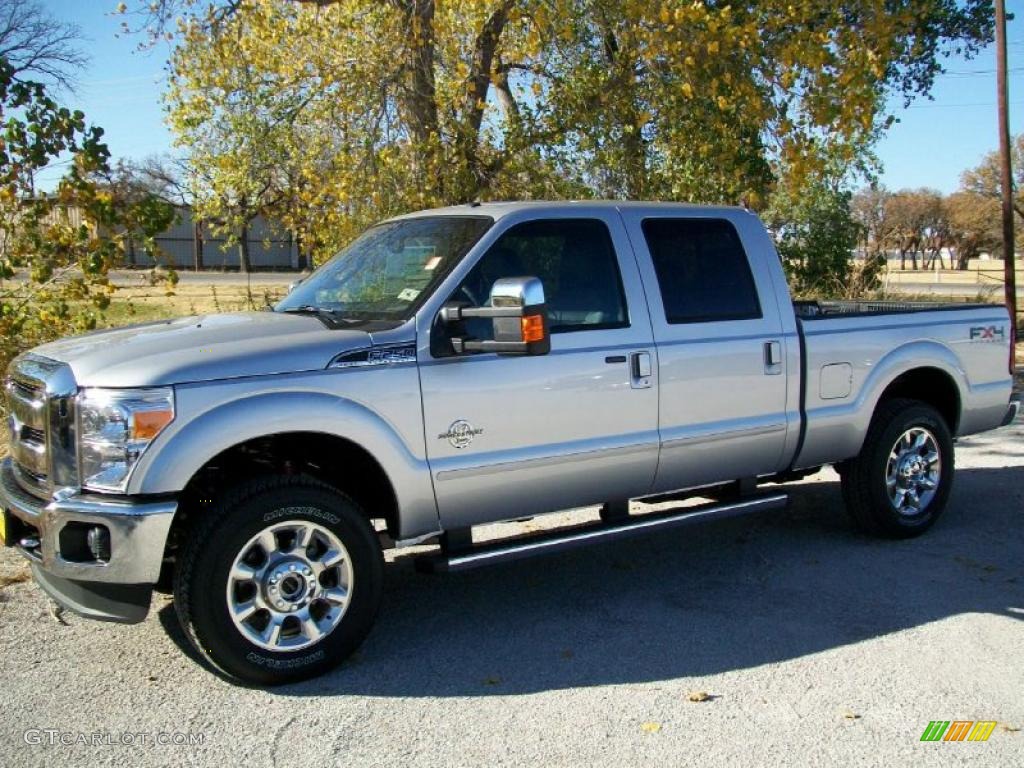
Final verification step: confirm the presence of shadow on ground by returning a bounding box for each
[158,465,1024,697]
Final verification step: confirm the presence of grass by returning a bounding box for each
[97,282,286,327]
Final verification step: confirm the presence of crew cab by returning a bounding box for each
[2,201,1018,684]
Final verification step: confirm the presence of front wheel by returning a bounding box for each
[840,398,954,539]
[173,476,383,685]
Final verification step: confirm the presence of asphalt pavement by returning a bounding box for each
[1,420,1021,767]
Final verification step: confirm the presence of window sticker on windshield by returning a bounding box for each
[397,287,421,302]
[423,256,442,271]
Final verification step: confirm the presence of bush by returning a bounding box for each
[764,181,871,297]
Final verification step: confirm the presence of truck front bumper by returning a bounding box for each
[1,458,176,623]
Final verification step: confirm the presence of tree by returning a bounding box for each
[0,0,88,90]
[764,180,866,296]
[960,133,1024,221]
[125,0,992,263]
[852,185,895,260]
[884,189,945,270]
[944,191,1004,269]
[128,154,194,208]
[0,58,174,376]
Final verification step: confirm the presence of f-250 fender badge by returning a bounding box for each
[439,420,483,449]
[970,325,1005,341]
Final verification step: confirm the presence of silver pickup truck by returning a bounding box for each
[2,202,1018,684]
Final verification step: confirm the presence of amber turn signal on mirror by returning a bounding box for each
[520,314,546,343]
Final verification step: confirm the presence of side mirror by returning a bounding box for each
[440,276,550,356]
[287,278,304,294]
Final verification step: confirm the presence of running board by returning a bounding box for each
[416,492,789,574]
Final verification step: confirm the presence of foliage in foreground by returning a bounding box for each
[0,57,175,376]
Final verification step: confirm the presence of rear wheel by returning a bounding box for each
[840,398,954,539]
[173,476,383,685]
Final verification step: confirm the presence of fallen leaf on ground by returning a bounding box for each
[640,722,661,733]
[687,691,711,702]
[0,569,30,589]
[841,710,861,720]
[48,602,68,625]
[482,676,501,686]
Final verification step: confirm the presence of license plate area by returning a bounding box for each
[1,509,30,548]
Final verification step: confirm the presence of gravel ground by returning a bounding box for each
[1,419,1021,768]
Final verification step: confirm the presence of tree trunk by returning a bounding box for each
[193,218,204,271]
[456,1,514,199]
[238,222,251,273]
[395,0,441,196]
[600,26,645,198]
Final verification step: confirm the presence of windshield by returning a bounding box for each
[276,215,493,322]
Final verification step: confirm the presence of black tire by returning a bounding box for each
[840,398,954,539]
[173,475,383,685]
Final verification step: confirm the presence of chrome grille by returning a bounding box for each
[6,371,49,492]
[5,354,78,499]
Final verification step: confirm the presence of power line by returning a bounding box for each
[943,67,1024,76]
[906,100,1024,109]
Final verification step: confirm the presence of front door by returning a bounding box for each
[418,211,659,530]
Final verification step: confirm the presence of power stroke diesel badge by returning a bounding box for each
[439,420,483,449]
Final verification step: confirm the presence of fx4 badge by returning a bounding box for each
[969,325,1005,341]
[439,420,483,449]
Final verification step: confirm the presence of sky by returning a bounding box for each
[34,0,1024,194]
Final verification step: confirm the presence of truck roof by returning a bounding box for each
[388,200,750,221]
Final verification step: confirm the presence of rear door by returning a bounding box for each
[620,209,794,493]
[417,210,659,530]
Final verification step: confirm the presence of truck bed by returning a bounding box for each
[791,300,1013,470]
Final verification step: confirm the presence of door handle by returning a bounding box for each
[630,351,652,389]
[763,341,782,375]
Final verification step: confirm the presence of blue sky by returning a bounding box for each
[37,0,1024,194]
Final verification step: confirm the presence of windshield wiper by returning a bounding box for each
[278,305,348,325]
[278,306,391,326]
[279,305,338,317]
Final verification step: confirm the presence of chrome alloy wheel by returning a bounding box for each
[885,427,942,516]
[225,520,353,651]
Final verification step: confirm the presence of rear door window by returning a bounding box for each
[641,218,762,324]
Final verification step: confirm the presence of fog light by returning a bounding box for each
[87,526,111,562]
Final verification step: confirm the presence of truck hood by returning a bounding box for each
[33,311,377,387]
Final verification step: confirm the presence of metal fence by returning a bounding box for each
[126,206,303,271]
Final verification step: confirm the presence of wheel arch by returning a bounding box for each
[129,390,440,544]
[859,340,966,442]
[873,366,962,435]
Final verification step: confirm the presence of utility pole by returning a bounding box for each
[995,0,1018,337]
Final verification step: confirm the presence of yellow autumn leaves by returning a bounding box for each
[157,0,988,263]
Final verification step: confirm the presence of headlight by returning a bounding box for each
[78,388,175,492]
